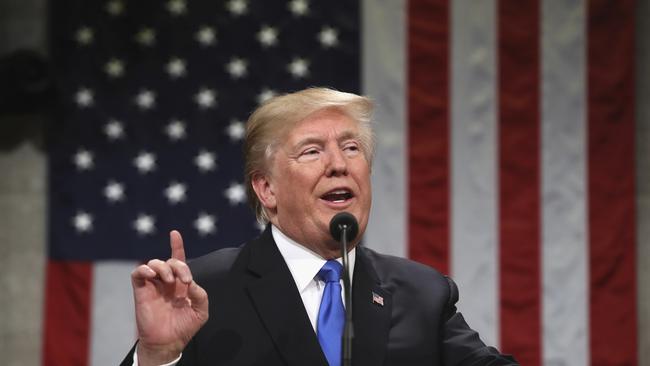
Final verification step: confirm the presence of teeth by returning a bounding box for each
[322,189,352,202]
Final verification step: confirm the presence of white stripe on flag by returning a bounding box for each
[450,0,499,348]
[90,261,138,366]
[541,1,589,365]
[362,0,408,258]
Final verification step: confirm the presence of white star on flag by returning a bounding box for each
[104,181,125,202]
[104,119,125,140]
[166,57,187,78]
[165,119,187,141]
[225,183,246,205]
[195,26,217,46]
[133,214,155,235]
[226,0,248,15]
[227,120,245,141]
[256,221,267,232]
[166,0,186,16]
[75,26,94,45]
[133,152,156,173]
[257,88,277,104]
[226,58,248,79]
[318,27,339,48]
[105,0,124,16]
[104,58,125,78]
[288,0,309,16]
[135,89,156,110]
[194,213,217,236]
[164,182,187,204]
[135,27,156,46]
[72,211,93,233]
[75,87,94,107]
[73,149,94,170]
[257,26,278,47]
[194,88,217,109]
[195,150,217,172]
[287,58,309,78]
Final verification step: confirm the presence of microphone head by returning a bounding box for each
[329,212,359,243]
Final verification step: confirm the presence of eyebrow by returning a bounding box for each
[293,130,360,150]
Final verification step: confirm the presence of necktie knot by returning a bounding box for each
[318,260,343,283]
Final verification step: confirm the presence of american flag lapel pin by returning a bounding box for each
[372,291,384,306]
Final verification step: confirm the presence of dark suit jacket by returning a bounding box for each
[122,227,518,366]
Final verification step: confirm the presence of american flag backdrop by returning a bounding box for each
[43,1,639,366]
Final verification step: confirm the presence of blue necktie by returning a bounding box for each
[316,260,345,366]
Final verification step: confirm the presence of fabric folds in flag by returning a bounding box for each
[366,1,637,365]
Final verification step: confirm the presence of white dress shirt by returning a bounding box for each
[133,225,356,366]
[271,224,356,331]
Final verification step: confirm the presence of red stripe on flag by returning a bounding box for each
[408,0,450,274]
[498,1,541,365]
[587,1,638,364]
[43,261,92,366]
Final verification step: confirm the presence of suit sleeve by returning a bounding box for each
[441,276,520,366]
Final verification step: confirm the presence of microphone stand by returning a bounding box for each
[340,225,353,366]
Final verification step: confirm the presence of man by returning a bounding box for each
[122,88,518,366]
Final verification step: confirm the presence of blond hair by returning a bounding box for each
[244,87,374,224]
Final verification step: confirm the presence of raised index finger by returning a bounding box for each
[170,230,186,262]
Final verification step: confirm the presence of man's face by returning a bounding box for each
[254,108,372,258]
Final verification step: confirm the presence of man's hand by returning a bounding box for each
[131,230,209,366]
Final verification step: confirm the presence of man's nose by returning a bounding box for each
[325,148,348,177]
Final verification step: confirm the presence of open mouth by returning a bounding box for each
[320,189,354,203]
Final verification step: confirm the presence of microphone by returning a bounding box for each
[329,212,359,243]
[329,212,358,366]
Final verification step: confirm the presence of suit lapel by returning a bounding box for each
[245,228,328,366]
[352,247,392,366]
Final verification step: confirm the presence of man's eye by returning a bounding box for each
[303,149,319,155]
[344,144,360,153]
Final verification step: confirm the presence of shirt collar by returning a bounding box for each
[272,224,356,294]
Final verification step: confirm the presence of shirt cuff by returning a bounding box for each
[132,346,182,366]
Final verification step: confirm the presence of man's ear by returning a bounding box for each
[251,173,277,210]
